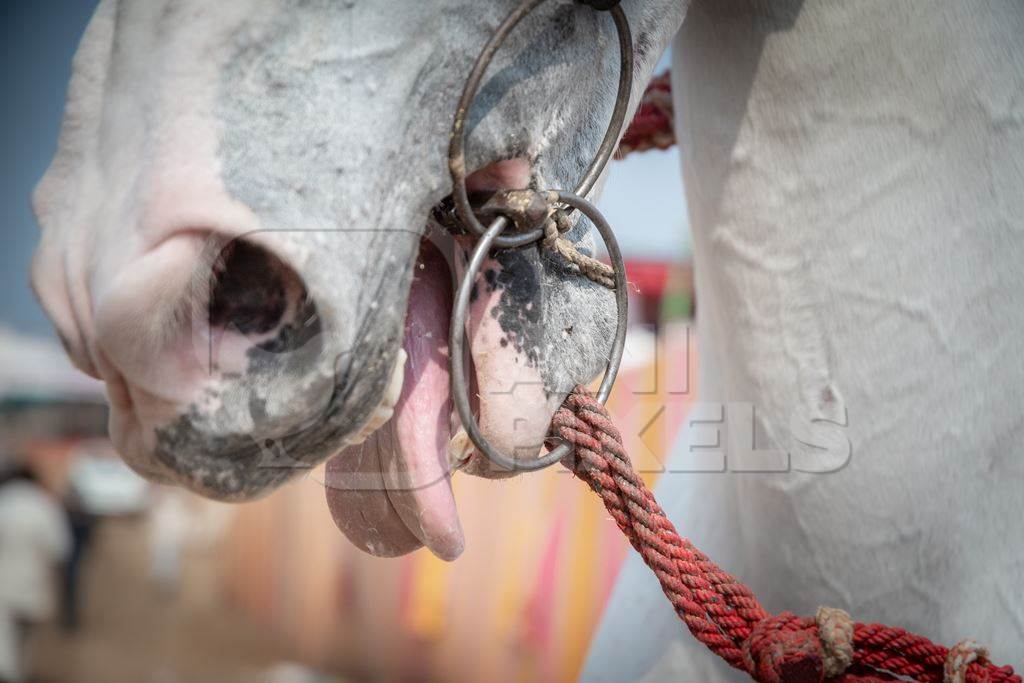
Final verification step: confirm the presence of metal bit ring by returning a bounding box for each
[449,191,628,472]
[447,0,633,249]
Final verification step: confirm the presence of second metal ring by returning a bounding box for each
[448,191,629,472]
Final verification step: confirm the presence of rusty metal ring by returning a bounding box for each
[447,0,634,249]
[449,191,628,472]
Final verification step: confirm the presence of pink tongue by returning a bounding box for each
[325,241,464,561]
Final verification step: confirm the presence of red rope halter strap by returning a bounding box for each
[550,388,1020,683]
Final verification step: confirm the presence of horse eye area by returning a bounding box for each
[207,239,308,337]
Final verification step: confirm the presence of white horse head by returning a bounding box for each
[31,0,686,558]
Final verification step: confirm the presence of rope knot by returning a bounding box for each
[542,216,561,251]
[743,613,824,683]
[815,606,854,678]
[945,640,990,683]
[538,194,616,289]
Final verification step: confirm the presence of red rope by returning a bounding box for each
[551,388,1020,683]
[617,71,674,158]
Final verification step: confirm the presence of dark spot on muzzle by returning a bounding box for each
[488,248,544,366]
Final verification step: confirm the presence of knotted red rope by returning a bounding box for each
[551,388,1020,683]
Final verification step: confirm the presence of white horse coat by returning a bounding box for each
[584,2,1024,679]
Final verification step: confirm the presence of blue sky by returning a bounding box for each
[598,147,691,261]
[0,3,689,337]
[1,2,98,335]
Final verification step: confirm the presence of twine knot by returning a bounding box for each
[815,606,854,678]
[945,640,990,683]
[540,192,615,289]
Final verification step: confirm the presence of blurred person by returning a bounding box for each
[58,480,96,632]
[0,458,71,683]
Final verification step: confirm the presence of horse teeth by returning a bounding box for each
[447,427,474,470]
[384,348,406,408]
[347,404,394,445]
[345,348,406,445]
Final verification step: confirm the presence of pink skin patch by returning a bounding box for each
[458,157,558,475]
[462,262,555,474]
[464,158,531,195]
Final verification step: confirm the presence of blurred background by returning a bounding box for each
[0,3,696,682]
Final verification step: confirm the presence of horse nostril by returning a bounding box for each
[208,239,296,336]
